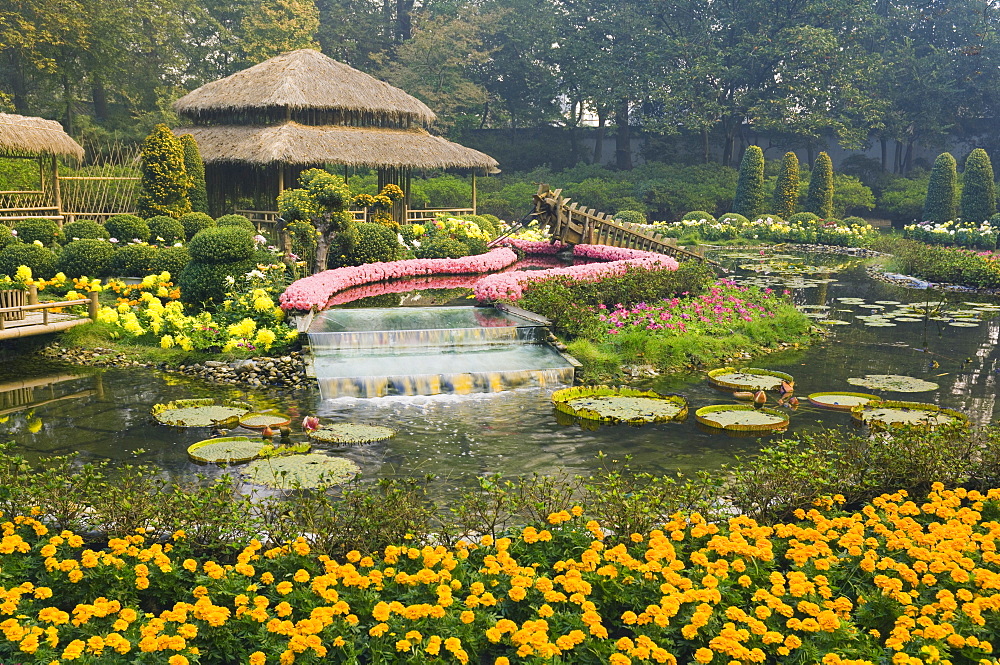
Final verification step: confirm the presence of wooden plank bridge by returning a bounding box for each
[529,184,714,264]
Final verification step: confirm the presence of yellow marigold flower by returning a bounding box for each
[460,610,475,624]
[168,656,189,665]
[275,581,293,595]
[396,639,412,651]
[370,622,389,637]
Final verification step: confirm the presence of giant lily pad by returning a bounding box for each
[846,375,939,393]
[808,391,880,411]
[851,401,968,429]
[551,386,688,424]
[239,412,292,430]
[308,424,397,445]
[240,454,360,489]
[152,399,253,427]
[707,367,794,392]
[695,405,789,431]
[188,436,264,464]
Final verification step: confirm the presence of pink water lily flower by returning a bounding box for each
[302,416,320,432]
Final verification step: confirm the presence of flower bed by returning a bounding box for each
[654,216,878,247]
[903,220,999,250]
[3,485,1000,664]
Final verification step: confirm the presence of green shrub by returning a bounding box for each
[13,218,61,245]
[717,212,749,225]
[680,211,716,223]
[961,148,997,223]
[179,133,208,215]
[843,215,868,226]
[110,244,156,277]
[754,214,784,224]
[57,239,115,278]
[832,173,876,218]
[732,145,765,219]
[329,222,403,267]
[923,152,959,222]
[179,212,215,240]
[613,210,647,224]
[146,216,185,244]
[805,152,834,218]
[0,243,57,278]
[187,226,255,264]
[62,220,109,241]
[414,237,470,259]
[286,220,318,268]
[787,212,820,224]
[410,174,472,208]
[215,214,256,231]
[0,225,15,250]
[105,214,150,243]
[456,214,498,239]
[178,258,257,307]
[149,246,191,279]
[137,123,191,218]
[771,152,800,218]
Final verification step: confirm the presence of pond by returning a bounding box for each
[3,250,999,498]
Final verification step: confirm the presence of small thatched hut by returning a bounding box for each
[0,113,84,220]
[173,49,498,219]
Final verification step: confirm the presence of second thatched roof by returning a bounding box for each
[174,123,499,171]
[0,113,84,160]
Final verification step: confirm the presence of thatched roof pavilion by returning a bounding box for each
[0,112,84,160]
[173,49,498,216]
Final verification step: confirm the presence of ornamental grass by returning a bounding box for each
[2,485,1000,664]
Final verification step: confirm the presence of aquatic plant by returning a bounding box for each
[807,391,881,410]
[152,398,252,427]
[187,436,265,463]
[707,367,794,392]
[308,424,397,445]
[239,413,292,430]
[240,453,360,488]
[695,404,790,431]
[846,374,939,392]
[551,385,688,423]
[851,400,968,429]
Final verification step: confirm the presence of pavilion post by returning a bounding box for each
[472,172,477,215]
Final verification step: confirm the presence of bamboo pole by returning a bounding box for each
[472,172,477,214]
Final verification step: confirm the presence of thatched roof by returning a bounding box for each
[173,123,499,170]
[174,49,436,126]
[0,113,84,160]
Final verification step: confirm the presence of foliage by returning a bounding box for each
[903,219,999,250]
[105,214,150,243]
[137,123,192,219]
[57,239,115,278]
[110,243,156,276]
[681,210,716,224]
[876,174,928,223]
[179,212,215,241]
[923,152,959,223]
[286,219,318,269]
[147,215,185,244]
[215,214,255,231]
[771,151,800,218]
[414,237,471,259]
[831,172,875,218]
[732,145,765,219]
[179,133,209,215]
[613,209,646,224]
[187,226,256,264]
[178,258,258,308]
[329,222,403,267]
[278,168,353,273]
[872,237,1000,288]
[961,148,997,223]
[0,224,15,250]
[716,212,748,226]
[0,242,57,279]
[239,0,320,66]
[13,217,61,246]
[786,212,819,224]
[409,174,473,209]
[150,246,191,278]
[62,219,109,241]
[804,152,834,218]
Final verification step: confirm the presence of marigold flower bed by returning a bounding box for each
[2,485,999,664]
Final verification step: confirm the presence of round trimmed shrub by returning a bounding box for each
[754,214,785,224]
[62,220,109,241]
[215,214,255,231]
[105,214,150,243]
[464,237,489,255]
[187,226,255,264]
[149,246,191,279]
[614,210,647,225]
[414,237,470,259]
[147,216,185,244]
[13,218,62,245]
[717,213,749,226]
[681,211,716,224]
[329,222,403,268]
[180,212,215,240]
[457,214,498,239]
[787,212,820,224]
[110,244,156,277]
[842,216,869,226]
[0,225,16,250]
[58,239,115,278]
[0,243,57,279]
[179,258,257,307]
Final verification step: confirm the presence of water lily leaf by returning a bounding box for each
[846,375,939,392]
[874,300,901,305]
[851,401,967,429]
[241,454,360,488]
[152,399,252,427]
[864,322,897,327]
[552,386,687,423]
[240,413,292,430]
[188,437,265,464]
[817,319,850,325]
[707,367,793,392]
[695,405,789,431]
[808,392,880,411]
[892,317,924,322]
[308,424,397,444]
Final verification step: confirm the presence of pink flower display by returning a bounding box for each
[495,238,569,254]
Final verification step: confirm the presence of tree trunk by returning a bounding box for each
[92,79,108,122]
[903,139,914,175]
[7,51,30,114]
[615,98,632,170]
[722,120,737,168]
[880,136,888,172]
[593,108,607,165]
[701,127,710,164]
[894,141,903,174]
[395,0,414,42]
[63,73,74,137]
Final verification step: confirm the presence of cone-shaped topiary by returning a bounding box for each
[805,152,834,219]
[732,145,765,219]
[179,134,209,215]
[923,152,959,223]
[961,148,996,223]
[772,152,800,218]
[138,124,192,219]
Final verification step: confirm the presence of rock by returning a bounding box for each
[231,360,258,373]
[203,360,225,367]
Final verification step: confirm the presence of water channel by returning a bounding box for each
[3,250,999,496]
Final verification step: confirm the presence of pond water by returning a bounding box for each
[3,250,999,497]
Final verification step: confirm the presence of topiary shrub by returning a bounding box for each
[754,214,785,225]
[923,152,958,223]
[805,152,835,219]
[414,237,470,259]
[62,220,109,241]
[215,214,256,231]
[961,148,997,223]
[187,226,255,264]
[732,145,765,219]
[57,239,115,278]
[13,218,62,246]
[110,244,156,277]
[328,222,403,268]
[180,212,215,240]
[105,214,150,243]
[178,258,257,308]
[0,243,57,278]
[149,246,191,279]
[286,220,318,267]
[137,123,191,219]
[842,216,869,226]
[456,214,498,239]
[717,213,749,226]
[179,133,208,215]
[147,216,185,244]
[787,212,820,224]
[681,211,716,224]
[0,225,15,250]
[614,210,647,225]
[772,151,800,218]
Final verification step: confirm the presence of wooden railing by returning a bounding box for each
[405,208,475,223]
[0,292,98,340]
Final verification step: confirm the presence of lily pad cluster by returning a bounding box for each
[851,400,968,430]
[694,404,789,431]
[719,252,854,290]
[240,454,361,489]
[551,386,688,424]
[308,424,397,445]
[707,367,793,392]
[152,399,253,427]
[802,297,1000,328]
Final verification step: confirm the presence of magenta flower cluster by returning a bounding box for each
[598,282,776,335]
[496,238,569,254]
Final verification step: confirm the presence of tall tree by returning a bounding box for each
[732,146,765,219]
[961,148,997,223]
[239,0,319,66]
[923,152,959,223]
[806,152,835,219]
